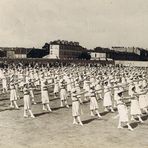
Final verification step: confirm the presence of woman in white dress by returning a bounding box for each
[40,78,52,112]
[116,90,133,131]
[130,86,143,123]
[23,83,35,118]
[59,79,69,108]
[53,77,59,98]
[2,75,8,93]
[103,81,114,112]
[83,79,90,101]
[95,81,103,100]
[88,85,102,118]
[71,88,83,126]
[28,82,36,105]
[9,78,19,109]
[136,83,148,114]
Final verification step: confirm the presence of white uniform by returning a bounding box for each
[23,87,31,110]
[41,79,50,104]
[103,86,112,107]
[71,93,80,117]
[59,82,67,101]
[130,91,142,115]
[116,95,129,122]
[89,89,98,110]
[10,82,17,101]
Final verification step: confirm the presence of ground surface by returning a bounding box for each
[0,89,148,148]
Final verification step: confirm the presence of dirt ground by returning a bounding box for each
[0,90,148,148]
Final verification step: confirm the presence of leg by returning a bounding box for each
[43,104,47,111]
[46,104,52,112]
[24,109,28,118]
[28,109,35,118]
[96,109,102,118]
[117,120,123,129]
[65,100,69,108]
[138,115,144,123]
[77,116,83,126]
[10,101,14,108]
[14,101,19,109]
[32,98,36,105]
[90,110,95,116]
[127,122,133,131]
[104,106,108,112]
[73,116,78,124]
[110,106,115,113]
[131,115,136,121]
[60,100,64,107]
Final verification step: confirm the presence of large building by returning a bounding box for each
[0,47,49,59]
[46,40,87,59]
[111,46,140,55]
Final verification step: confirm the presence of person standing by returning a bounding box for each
[59,79,69,108]
[88,85,102,118]
[9,78,19,109]
[116,90,133,131]
[40,77,52,112]
[103,81,114,112]
[71,88,83,126]
[23,83,35,118]
[130,86,144,123]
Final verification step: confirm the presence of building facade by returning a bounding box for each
[89,50,106,60]
[49,40,87,59]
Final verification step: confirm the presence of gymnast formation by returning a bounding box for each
[0,63,148,131]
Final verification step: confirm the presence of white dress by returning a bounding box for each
[103,86,112,107]
[136,87,147,109]
[10,83,17,101]
[2,77,7,90]
[54,81,59,93]
[130,91,141,115]
[59,83,67,101]
[116,96,129,122]
[89,89,98,110]
[71,93,80,117]
[83,81,90,97]
[41,80,50,104]
[23,88,31,110]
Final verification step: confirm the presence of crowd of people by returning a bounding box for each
[0,62,148,131]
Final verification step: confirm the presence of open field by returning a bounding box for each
[0,89,148,148]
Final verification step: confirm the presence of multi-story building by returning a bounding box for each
[0,47,48,59]
[111,46,140,55]
[48,40,87,59]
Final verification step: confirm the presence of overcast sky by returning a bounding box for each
[0,0,148,49]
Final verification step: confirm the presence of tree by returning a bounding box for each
[78,52,91,60]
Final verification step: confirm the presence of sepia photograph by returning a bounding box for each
[0,0,148,148]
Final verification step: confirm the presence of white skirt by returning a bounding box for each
[130,100,141,115]
[10,89,17,101]
[139,95,147,109]
[103,92,112,107]
[72,101,80,117]
[90,97,98,110]
[54,84,59,93]
[60,89,67,101]
[41,90,50,104]
[118,104,129,122]
[24,95,31,110]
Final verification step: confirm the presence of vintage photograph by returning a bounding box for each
[0,0,148,148]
